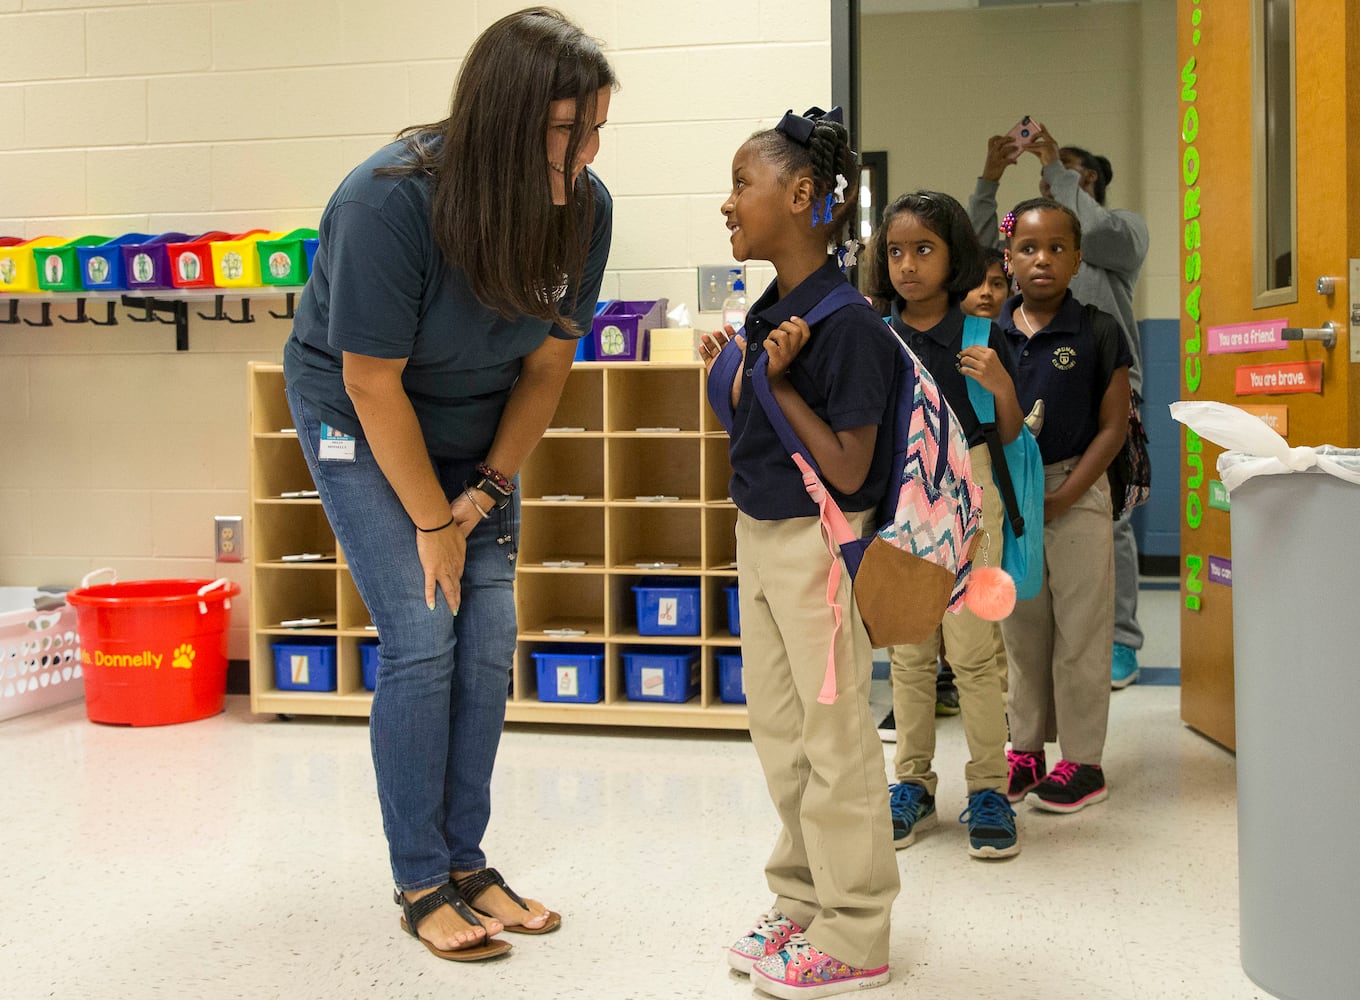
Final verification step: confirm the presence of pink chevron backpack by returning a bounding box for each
[708,280,983,703]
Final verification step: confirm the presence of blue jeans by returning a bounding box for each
[287,386,519,892]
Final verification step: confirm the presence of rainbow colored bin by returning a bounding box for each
[0,237,65,293]
[256,228,318,286]
[210,230,281,288]
[77,234,152,292]
[34,236,109,292]
[166,231,231,288]
[122,233,192,290]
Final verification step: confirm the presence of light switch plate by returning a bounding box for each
[698,265,744,312]
[215,515,243,563]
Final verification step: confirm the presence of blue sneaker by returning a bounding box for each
[959,788,1020,859]
[1112,643,1140,689]
[888,782,935,849]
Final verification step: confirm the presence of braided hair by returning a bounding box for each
[750,114,861,253]
[1004,197,1083,250]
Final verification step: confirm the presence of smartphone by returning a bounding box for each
[1005,116,1040,160]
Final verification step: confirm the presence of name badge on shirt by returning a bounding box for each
[318,423,356,462]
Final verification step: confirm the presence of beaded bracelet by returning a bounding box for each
[475,463,515,496]
[415,513,456,533]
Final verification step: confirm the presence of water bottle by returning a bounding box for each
[721,270,746,330]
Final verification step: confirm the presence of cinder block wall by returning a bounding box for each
[0,0,831,657]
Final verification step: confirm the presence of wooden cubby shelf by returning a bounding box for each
[248,361,748,728]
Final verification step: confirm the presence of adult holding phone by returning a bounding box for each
[967,123,1149,691]
[283,7,614,962]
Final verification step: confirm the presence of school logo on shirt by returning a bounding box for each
[1052,346,1077,371]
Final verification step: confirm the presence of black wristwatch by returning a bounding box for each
[469,477,513,510]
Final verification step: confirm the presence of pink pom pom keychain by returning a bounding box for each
[964,531,1016,621]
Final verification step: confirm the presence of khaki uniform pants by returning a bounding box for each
[1001,460,1114,765]
[888,444,1008,796]
[737,510,899,969]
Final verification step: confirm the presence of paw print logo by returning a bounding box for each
[171,644,196,670]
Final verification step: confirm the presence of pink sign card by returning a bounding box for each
[1206,318,1288,354]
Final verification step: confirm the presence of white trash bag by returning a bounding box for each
[1169,400,1360,492]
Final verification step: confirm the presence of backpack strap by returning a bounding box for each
[961,315,1025,538]
[705,281,865,436]
[745,281,888,706]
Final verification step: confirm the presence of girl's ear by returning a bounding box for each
[1072,248,1083,276]
[788,173,817,216]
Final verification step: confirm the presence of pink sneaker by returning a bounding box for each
[751,933,890,999]
[1006,749,1046,803]
[728,910,804,975]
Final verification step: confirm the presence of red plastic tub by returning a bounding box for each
[66,572,240,726]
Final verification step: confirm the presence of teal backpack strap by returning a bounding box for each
[960,314,1025,538]
[962,315,995,424]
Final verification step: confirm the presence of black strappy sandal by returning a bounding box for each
[393,883,513,961]
[453,867,562,935]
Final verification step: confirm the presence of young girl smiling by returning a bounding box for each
[701,107,901,999]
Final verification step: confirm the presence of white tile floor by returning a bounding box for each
[1,584,1269,1000]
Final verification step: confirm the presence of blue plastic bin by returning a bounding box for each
[78,233,151,291]
[622,646,700,703]
[272,640,337,692]
[360,640,379,691]
[531,644,604,703]
[717,652,746,704]
[632,577,701,636]
[724,584,741,637]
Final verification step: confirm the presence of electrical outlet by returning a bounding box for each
[214,515,243,563]
[698,265,744,312]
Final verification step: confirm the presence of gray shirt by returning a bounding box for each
[968,161,1148,394]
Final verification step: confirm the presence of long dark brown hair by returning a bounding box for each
[379,8,616,332]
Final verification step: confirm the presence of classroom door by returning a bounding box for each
[1177,0,1360,749]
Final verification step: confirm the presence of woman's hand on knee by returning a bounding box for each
[415,519,466,612]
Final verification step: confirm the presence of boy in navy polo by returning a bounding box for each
[996,198,1132,814]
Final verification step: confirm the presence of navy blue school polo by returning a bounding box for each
[728,258,901,520]
[998,291,1132,464]
[285,140,612,462]
[888,302,1016,448]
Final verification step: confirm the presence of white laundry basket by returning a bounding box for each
[0,590,84,722]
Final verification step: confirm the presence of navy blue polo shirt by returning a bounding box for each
[888,303,1015,449]
[999,291,1132,464]
[729,259,901,520]
[283,139,612,461]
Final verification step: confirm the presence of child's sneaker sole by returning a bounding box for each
[969,839,1021,859]
[752,965,891,999]
[1027,785,1109,814]
[1005,783,1039,805]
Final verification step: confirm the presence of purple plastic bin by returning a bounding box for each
[590,299,667,361]
[123,233,191,290]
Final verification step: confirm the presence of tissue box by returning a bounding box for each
[591,299,667,361]
[648,327,698,363]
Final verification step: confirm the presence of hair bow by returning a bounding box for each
[775,105,844,146]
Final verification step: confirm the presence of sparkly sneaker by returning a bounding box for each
[959,788,1020,859]
[1028,760,1108,813]
[751,933,890,999]
[1112,643,1140,689]
[888,782,936,849]
[729,909,804,975]
[1006,749,1046,804]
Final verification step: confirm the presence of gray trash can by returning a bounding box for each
[1230,460,1360,1000]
